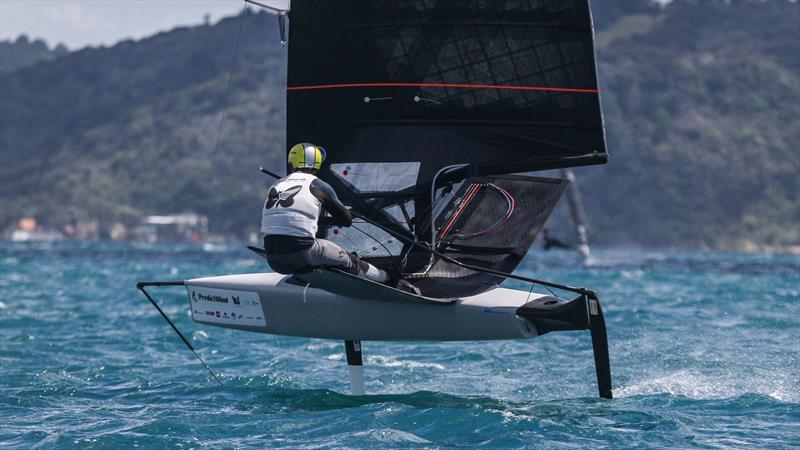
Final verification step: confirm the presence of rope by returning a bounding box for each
[350,224,394,258]
[350,224,403,273]
[453,183,515,239]
[208,5,247,181]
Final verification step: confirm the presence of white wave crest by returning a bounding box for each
[325,353,445,370]
[616,369,799,402]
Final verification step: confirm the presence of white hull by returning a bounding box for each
[139,271,612,398]
[186,273,544,341]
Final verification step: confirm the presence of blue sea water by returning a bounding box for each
[1,241,798,449]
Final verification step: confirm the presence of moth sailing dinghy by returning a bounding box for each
[138,0,612,398]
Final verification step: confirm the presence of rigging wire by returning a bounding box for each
[350,221,397,256]
[350,223,403,273]
[351,208,593,296]
[336,181,588,297]
[357,237,396,257]
[192,5,247,278]
[137,282,224,386]
[147,6,247,388]
[526,282,535,303]
[330,224,361,249]
[350,224,394,259]
[438,182,480,239]
[346,190,582,298]
[542,283,559,298]
[333,220,392,256]
[358,245,388,257]
[435,182,515,241]
[178,4,250,280]
[429,164,470,245]
[208,4,248,181]
[453,184,515,239]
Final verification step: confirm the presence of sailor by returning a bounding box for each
[261,142,390,284]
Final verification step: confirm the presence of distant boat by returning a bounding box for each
[540,168,593,263]
[9,229,64,242]
[139,0,612,398]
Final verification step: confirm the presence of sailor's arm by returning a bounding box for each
[310,178,353,227]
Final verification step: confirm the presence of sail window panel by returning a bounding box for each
[384,202,415,225]
[328,221,403,258]
[330,162,421,194]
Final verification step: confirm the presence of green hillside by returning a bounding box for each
[0,1,797,249]
[0,12,287,235]
[0,35,67,74]
[583,0,799,249]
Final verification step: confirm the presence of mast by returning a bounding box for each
[560,169,592,262]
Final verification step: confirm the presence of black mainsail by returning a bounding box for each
[285,0,607,297]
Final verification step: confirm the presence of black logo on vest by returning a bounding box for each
[266,185,302,209]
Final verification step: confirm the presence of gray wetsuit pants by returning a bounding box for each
[266,238,387,282]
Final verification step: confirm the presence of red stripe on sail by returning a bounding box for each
[287,82,599,93]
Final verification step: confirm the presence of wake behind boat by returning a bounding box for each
[138,0,613,399]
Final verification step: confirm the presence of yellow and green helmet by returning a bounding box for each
[288,142,326,171]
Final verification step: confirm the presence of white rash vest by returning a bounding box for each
[261,172,322,238]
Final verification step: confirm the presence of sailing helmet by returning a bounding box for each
[288,143,326,171]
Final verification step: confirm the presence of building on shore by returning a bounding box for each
[132,213,209,243]
[6,217,64,242]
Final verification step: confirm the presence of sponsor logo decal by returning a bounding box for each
[195,292,229,304]
[265,185,302,209]
[188,286,266,327]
